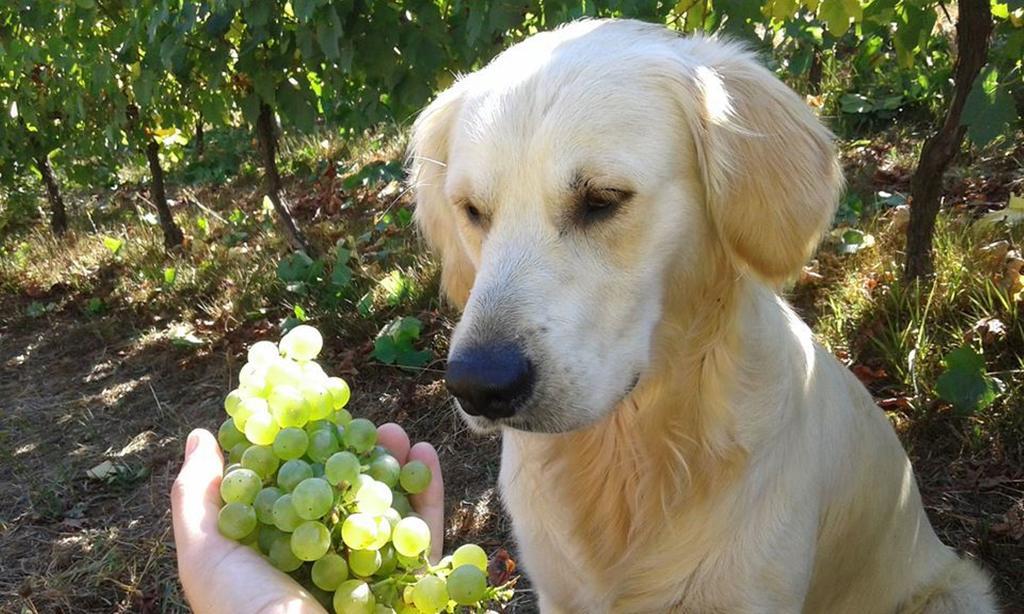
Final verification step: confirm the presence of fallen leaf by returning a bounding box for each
[852,364,887,384]
[992,501,1024,541]
[966,317,1007,345]
[878,397,912,411]
[974,193,1024,233]
[86,460,117,480]
[488,547,517,586]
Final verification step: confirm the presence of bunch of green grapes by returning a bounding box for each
[215,325,513,613]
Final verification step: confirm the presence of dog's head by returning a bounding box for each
[409,20,842,433]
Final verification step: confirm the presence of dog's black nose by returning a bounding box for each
[445,343,534,420]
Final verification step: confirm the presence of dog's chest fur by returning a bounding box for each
[497,409,756,613]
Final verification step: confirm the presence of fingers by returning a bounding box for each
[408,441,444,563]
[171,429,225,548]
[376,422,411,464]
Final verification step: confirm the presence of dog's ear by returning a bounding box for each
[679,44,843,284]
[408,85,475,308]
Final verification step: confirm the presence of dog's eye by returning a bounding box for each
[579,188,632,225]
[463,202,485,226]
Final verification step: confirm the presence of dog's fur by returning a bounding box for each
[409,19,996,613]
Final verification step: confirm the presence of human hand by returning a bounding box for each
[171,423,444,613]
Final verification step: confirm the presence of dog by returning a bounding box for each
[409,19,996,613]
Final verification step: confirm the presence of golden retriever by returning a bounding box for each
[409,19,996,614]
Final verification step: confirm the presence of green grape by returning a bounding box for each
[248,340,280,365]
[258,523,285,554]
[300,360,329,383]
[311,552,349,591]
[447,565,487,605]
[307,418,333,431]
[290,520,331,561]
[391,492,412,517]
[240,523,260,549]
[374,606,397,614]
[239,362,270,396]
[291,477,333,520]
[224,463,243,475]
[234,396,268,429]
[370,515,393,551]
[228,441,251,464]
[382,507,403,533]
[218,502,257,540]
[399,461,431,495]
[224,389,246,417]
[342,418,377,453]
[265,357,303,389]
[344,474,374,504]
[392,517,430,558]
[376,544,398,576]
[244,409,280,446]
[241,445,279,480]
[271,493,303,531]
[269,385,310,428]
[253,486,283,524]
[217,418,246,451]
[368,455,401,487]
[311,462,325,478]
[348,549,382,577]
[272,427,309,460]
[368,446,390,460]
[280,324,323,361]
[325,376,351,410]
[325,451,360,486]
[396,552,423,570]
[411,576,448,614]
[302,383,333,420]
[269,534,303,572]
[355,479,393,515]
[307,427,340,463]
[451,544,488,573]
[220,467,262,504]
[341,513,379,550]
[332,408,353,426]
[277,459,313,492]
[333,579,375,614]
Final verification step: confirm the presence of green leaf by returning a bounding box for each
[252,72,277,106]
[293,0,317,23]
[840,93,873,114]
[163,267,176,285]
[277,250,315,282]
[962,68,1017,147]
[934,347,998,415]
[818,0,861,36]
[278,82,316,132]
[316,8,343,60]
[102,236,124,256]
[293,304,308,321]
[372,317,431,368]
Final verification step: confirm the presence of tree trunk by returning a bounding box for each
[194,115,205,158]
[34,153,67,235]
[145,140,185,249]
[808,48,823,95]
[904,0,992,280]
[256,102,314,255]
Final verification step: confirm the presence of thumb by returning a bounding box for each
[172,429,225,547]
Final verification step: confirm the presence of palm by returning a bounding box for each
[171,423,443,613]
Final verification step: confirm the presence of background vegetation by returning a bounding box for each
[1,1,1022,611]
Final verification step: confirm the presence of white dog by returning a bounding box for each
[409,19,996,613]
